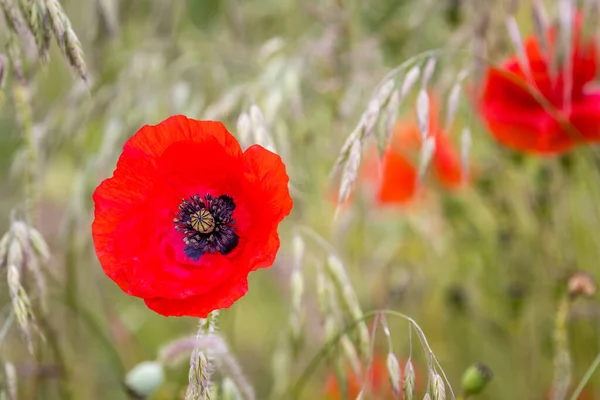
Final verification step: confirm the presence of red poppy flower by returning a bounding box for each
[481,12,600,154]
[323,355,423,399]
[362,95,463,206]
[92,115,292,317]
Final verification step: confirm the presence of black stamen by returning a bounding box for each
[174,193,238,260]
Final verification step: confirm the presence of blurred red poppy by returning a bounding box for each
[544,387,594,400]
[92,115,292,317]
[323,355,423,400]
[362,95,463,206]
[481,12,600,154]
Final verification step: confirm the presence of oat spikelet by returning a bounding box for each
[432,372,446,400]
[17,0,51,61]
[400,66,421,99]
[418,136,436,181]
[386,352,401,397]
[337,139,361,207]
[416,90,429,142]
[44,0,88,82]
[7,264,36,353]
[404,359,416,400]
[186,319,214,400]
[421,58,436,88]
[325,255,370,357]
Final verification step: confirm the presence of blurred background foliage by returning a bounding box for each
[0,0,600,399]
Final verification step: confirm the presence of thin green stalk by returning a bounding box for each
[568,352,600,400]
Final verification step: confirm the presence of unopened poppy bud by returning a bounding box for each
[386,352,401,396]
[404,359,416,400]
[568,271,597,299]
[124,361,164,399]
[460,363,493,396]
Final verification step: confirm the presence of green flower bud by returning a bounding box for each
[124,361,164,399]
[461,363,493,396]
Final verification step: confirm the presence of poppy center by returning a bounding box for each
[174,193,239,261]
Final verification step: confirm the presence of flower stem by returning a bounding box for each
[552,295,572,400]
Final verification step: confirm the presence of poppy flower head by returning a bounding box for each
[92,115,292,317]
[480,10,600,154]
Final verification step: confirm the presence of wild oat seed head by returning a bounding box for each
[7,264,35,353]
[7,239,23,268]
[377,79,396,106]
[337,140,361,205]
[363,98,381,137]
[422,58,436,88]
[416,90,430,142]
[418,136,436,181]
[386,352,401,397]
[432,372,446,400]
[384,89,400,143]
[27,225,50,262]
[401,66,421,99]
[445,82,462,130]
[404,359,416,400]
